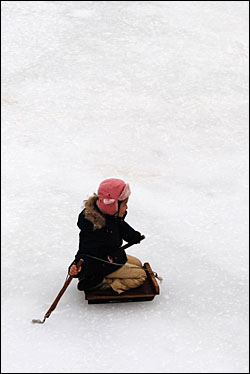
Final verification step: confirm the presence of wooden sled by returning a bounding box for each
[84,262,160,304]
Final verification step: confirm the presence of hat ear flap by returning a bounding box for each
[118,183,131,201]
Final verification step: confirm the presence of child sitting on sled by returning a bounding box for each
[69,178,147,294]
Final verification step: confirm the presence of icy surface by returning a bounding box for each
[1,1,249,373]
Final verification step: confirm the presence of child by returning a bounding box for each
[69,178,147,294]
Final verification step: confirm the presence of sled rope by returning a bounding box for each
[79,253,163,283]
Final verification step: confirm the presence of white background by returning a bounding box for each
[1,1,249,373]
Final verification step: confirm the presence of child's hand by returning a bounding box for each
[69,264,82,276]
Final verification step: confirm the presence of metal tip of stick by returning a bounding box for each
[31,318,46,324]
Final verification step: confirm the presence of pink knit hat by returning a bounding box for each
[96,178,131,215]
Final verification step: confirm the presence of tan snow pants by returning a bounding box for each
[105,255,147,294]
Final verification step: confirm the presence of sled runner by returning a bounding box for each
[84,262,160,304]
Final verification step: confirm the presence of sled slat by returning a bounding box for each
[84,262,160,304]
[144,262,160,294]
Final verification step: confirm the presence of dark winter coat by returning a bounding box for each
[69,195,142,290]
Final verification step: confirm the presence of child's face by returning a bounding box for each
[118,198,129,217]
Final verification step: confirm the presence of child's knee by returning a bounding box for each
[127,255,143,267]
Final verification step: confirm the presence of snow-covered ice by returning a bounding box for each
[1,1,249,373]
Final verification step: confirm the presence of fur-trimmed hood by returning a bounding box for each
[82,194,106,230]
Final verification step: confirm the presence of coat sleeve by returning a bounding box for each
[118,215,142,244]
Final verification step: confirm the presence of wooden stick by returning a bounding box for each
[32,235,145,324]
[32,259,84,324]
